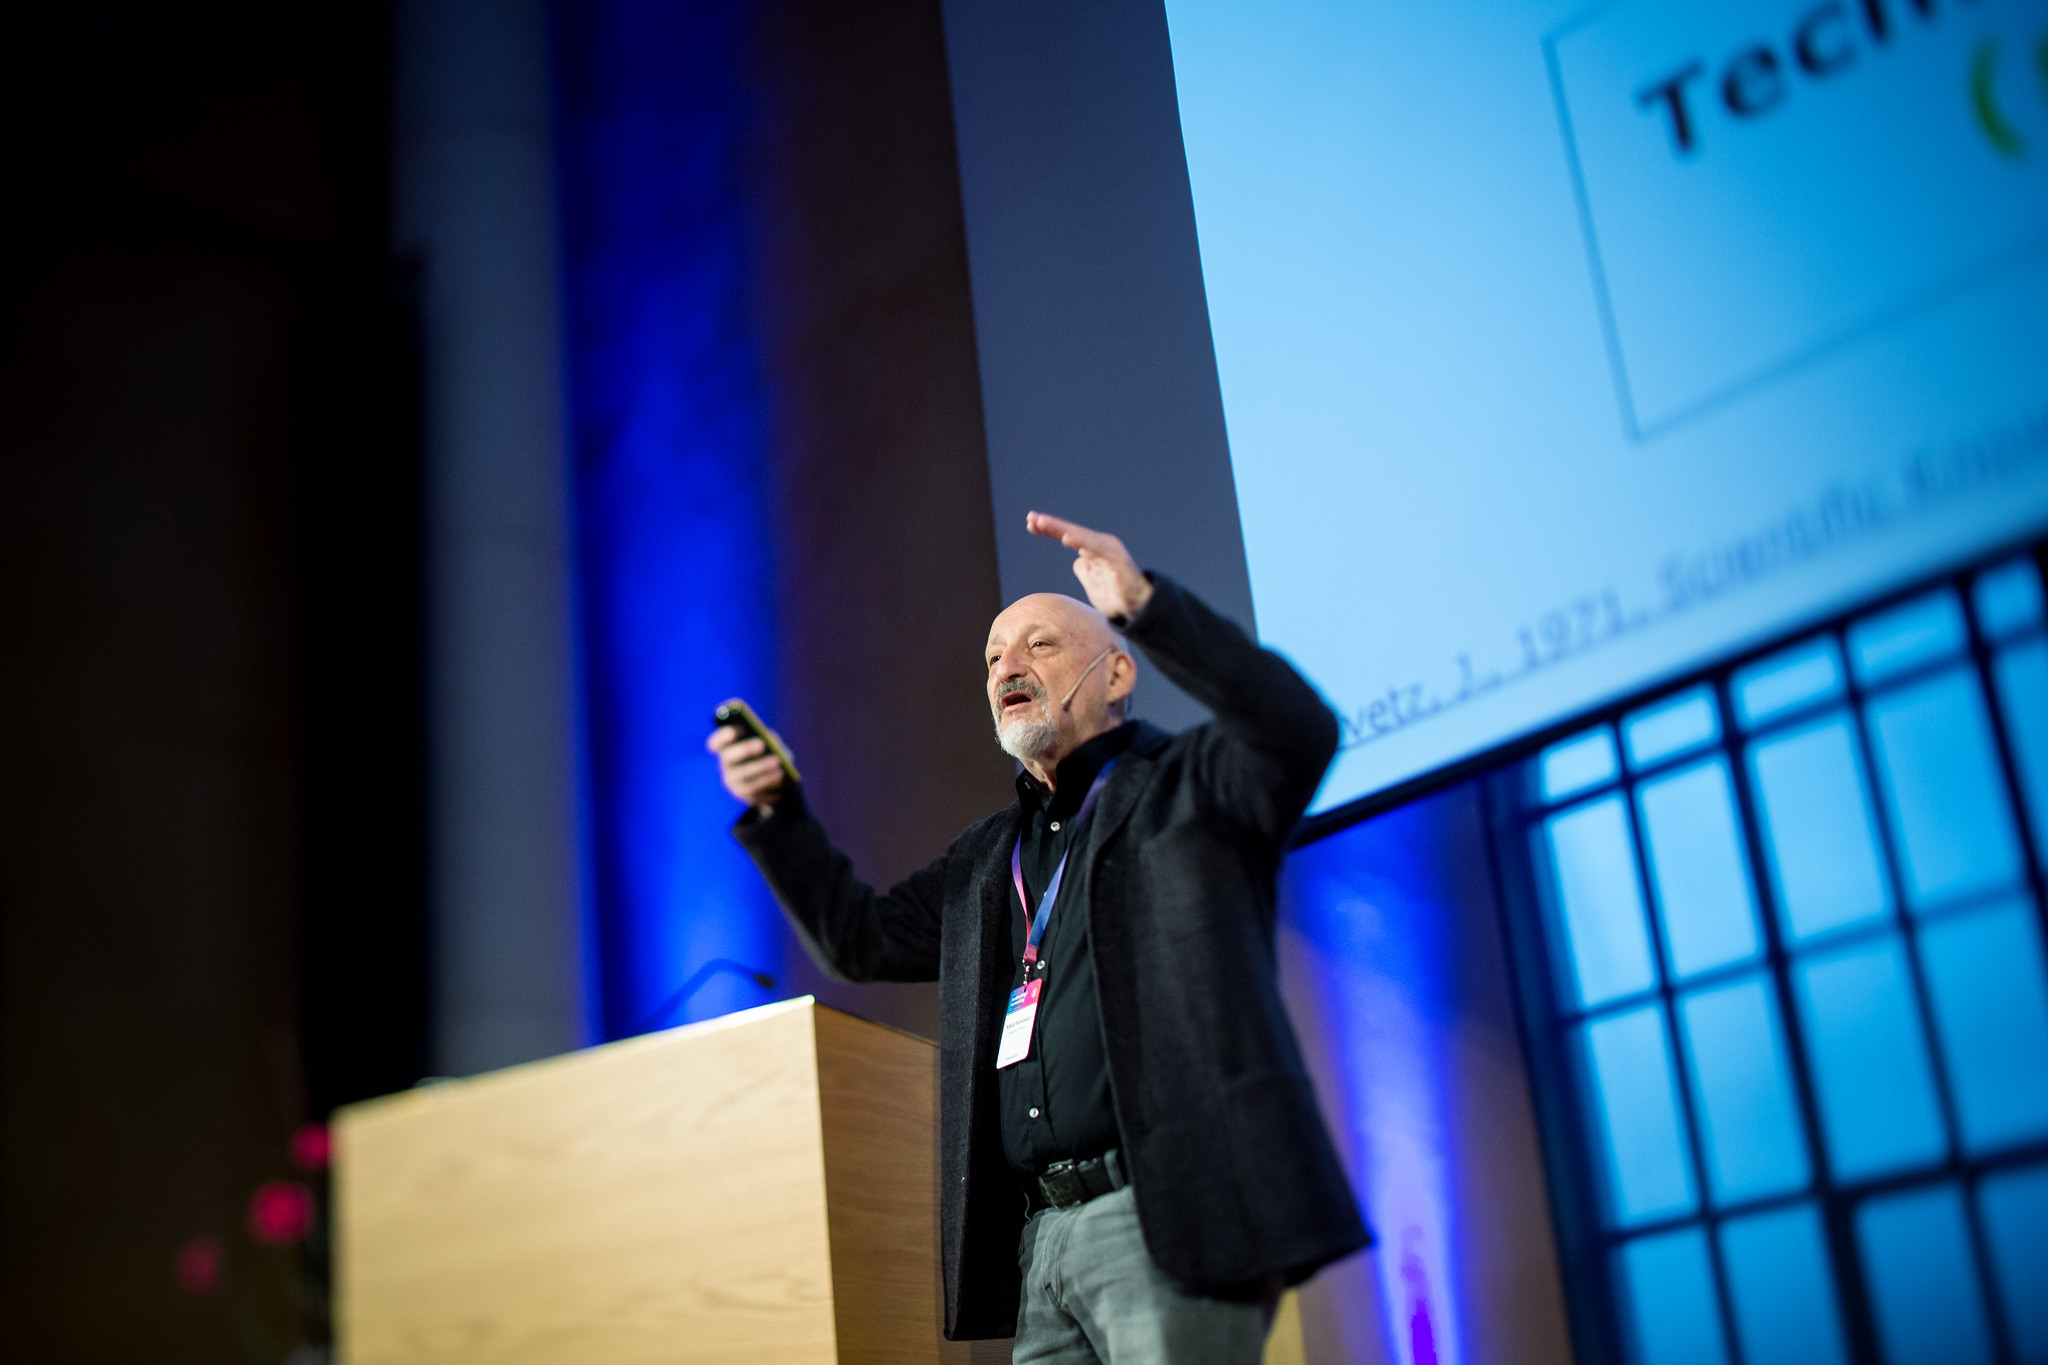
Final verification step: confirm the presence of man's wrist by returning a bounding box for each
[1110,572,1159,631]
[741,782,802,825]
[1122,572,1154,619]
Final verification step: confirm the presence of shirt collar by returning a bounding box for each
[1016,721,1139,818]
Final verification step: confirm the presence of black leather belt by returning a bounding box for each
[1031,1148,1128,1211]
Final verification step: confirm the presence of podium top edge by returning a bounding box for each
[336,996,939,1127]
[337,996,821,1124]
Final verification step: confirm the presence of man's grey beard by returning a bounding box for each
[993,681,1062,762]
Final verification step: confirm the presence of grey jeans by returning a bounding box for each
[1012,1186,1278,1364]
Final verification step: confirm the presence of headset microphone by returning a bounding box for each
[1060,646,1118,711]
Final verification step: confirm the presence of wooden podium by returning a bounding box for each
[335,998,990,1365]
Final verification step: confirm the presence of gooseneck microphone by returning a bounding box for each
[636,959,778,1034]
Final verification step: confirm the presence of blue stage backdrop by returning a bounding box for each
[1278,778,1560,1365]
[553,0,785,1039]
[1283,793,1471,1365]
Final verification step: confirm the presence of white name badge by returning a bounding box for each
[995,978,1042,1069]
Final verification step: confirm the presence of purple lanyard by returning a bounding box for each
[1011,759,1118,969]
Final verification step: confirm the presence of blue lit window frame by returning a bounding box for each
[1482,543,2048,1365]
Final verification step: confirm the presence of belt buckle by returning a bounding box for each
[1039,1158,1085,1208]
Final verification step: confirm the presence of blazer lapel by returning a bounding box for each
[967,806,1023,1062]
[1080,744,1151,878]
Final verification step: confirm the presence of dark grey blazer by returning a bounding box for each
[733,574,1371,1340]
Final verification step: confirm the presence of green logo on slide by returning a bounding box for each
[1970,32,2048,160]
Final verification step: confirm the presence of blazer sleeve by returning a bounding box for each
[1120,573,1340,845]
[730,786,948,983]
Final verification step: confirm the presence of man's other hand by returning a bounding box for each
[707,704,791,808]
[1025,512,1154,621]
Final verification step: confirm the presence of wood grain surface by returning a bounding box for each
[338,999,847,1364]
[335,997,1305,1364]
[813,1007,972,1364]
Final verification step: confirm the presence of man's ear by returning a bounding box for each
[1108,651,1137,716]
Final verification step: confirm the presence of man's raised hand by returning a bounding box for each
[1025,512,1154,622]
[707,703,791,808]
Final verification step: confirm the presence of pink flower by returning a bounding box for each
[175,1235,223,1296]
[289,1122,332,1173]
[246,1181,316,1246]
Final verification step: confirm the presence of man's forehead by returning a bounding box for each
[986,593,1103,646]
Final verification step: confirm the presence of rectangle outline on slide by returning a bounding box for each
[1542,0,2048,444]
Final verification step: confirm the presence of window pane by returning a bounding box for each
[1994,639,2048,866]
[1615,1228,1731,1365]
[1718,1203,1849,1365]
[1977,1162,2048,1365]
[1856,1183,1995,1365]
[1973,558,2045,642]
[1865,669,2024,912]
[1639,760,1762,979]
[1583,1006,1698,1227]
[1544,796,1658,1009]
[1626,687,1720,770]
[1919,899,2048,1152]
[1678,977,1809,1205]
[1734,637,1845,730]
[1749,717,1892,943]
[1542,727,1620,803]
[1848,590,1967,686]
[1793,938,1949,1181]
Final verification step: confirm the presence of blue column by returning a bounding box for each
[1281,791,1475,1365]
[553,0,785,1038]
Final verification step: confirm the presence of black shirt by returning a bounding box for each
[996,721,1137,1177]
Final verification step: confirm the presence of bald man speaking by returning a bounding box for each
[709,514,1368,1364]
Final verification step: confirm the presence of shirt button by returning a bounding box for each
[1049,821,1061,831]
[1029,1108,1040,1118]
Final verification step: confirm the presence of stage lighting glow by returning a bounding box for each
[1282,795,1474,1365]
[554,0,785,1037]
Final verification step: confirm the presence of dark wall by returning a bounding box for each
[0,3,426,1358]
[0,0,1012,1353]
[939,0,1259,733]
[747,1,1017,1040]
